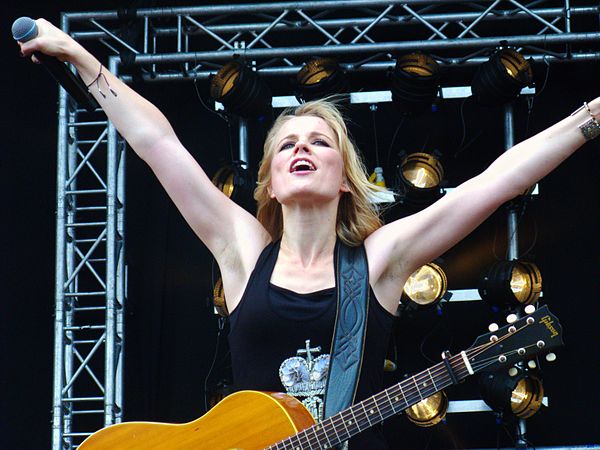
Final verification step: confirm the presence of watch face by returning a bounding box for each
[581,117,600,141]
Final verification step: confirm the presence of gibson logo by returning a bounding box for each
[540,315,559,338]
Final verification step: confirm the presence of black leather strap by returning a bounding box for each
[324,241,370,419]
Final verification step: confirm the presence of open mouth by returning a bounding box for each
[290,158,316,173]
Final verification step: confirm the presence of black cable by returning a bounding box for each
[524,56,550,138]
[453,97,469,157]
[386,115,406,169]
[192,74,230,122]
[453,97,484,158]
[203,315,226,412]
[419,316,444,365]
[371,106,380,167]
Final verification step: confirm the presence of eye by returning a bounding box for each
[312,139,329,147]
[279,142,295,151]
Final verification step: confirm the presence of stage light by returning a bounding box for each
[211,161,255,213]
[210,60,272,117]
[402,262,447,308]
[390,53,440,113]
[472,48,533,105]
[296,57,348,102]
[479,369,544,419]
[405,390,448,427]
[397,152,444,207]
[479,260,542,307]
[212,277,228,317]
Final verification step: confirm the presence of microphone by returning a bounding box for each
[12,17,99,112]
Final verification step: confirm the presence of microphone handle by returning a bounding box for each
[35,51,99,112]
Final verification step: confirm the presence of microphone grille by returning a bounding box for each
[12,17,37,42]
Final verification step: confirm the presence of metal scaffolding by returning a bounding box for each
[53,1,600,448]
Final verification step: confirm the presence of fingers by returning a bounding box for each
[17,18,68,62]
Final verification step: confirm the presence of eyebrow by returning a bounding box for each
[277,131,335,146]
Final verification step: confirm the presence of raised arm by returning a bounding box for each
[18,19,271,308]
[366,98,599,313]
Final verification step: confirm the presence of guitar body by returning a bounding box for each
[79,391,315,450]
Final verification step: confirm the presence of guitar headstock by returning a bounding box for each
[467,305,564,374]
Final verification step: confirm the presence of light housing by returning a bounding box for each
[210,60,272,117]
[211,161,255,214]
[472,48,533,106]
[397,152,444,207]
[212,277,228,317]
[479,369,544,419]
[479,260,542,307]
[405,390,448,427]
[390,53,440,113]
[296,57,348,102]
[402,262,448,308]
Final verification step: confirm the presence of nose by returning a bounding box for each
[293,141,311,155]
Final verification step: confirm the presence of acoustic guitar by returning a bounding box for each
[79,305,562,449]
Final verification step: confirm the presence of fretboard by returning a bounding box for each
[267,352,471,450]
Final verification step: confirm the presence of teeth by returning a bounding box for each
[292,159,315,171]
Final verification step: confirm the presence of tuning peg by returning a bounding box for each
[528,360,537,369]
[508,367,519,377]
[506,313,517,324]
[524,305,536,314]
[545,352,557,362]
[488,323,499,332]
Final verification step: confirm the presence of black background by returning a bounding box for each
[2,1,600,449]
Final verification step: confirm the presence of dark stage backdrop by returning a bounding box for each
[2,1,600,449]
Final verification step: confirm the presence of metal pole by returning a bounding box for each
[104,57,120,426]
[239,117,249,167]
[112,56,127,424]
[504,102,528,448]
[52,84,69,450]
[70,6,599,42]
[504,103,519,261]
[131,31,600,65]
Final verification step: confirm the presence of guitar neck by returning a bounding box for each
[268,354,470,449]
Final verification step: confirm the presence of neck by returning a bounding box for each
[280,201,338,266]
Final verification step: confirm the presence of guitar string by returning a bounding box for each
[269,321,539,449]
[272,343,537,450]
[270,332,537,450]
[280,347,537,450]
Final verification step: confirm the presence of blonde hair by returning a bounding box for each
[254,99,383,246]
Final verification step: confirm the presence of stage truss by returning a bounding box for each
[53,1,600,448]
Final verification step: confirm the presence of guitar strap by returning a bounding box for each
[323,240,370,421]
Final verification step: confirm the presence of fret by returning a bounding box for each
[383,388,398,416]
[427,368,438,391]
[339,410,352,441]
[299,428,314,450]
[359,401,373,426]
[397,381,407,408]
[278,433,298,450]
[349,406,362,433]
[364,395,385,422]
[308,423,321,450]
[412,375,424,401]
[320,423,333,449]
[324,415,343,447]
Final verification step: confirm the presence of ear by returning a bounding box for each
[340,179,351,193]
[268,184,276,199]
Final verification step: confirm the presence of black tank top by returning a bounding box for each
[228,240,396,449]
